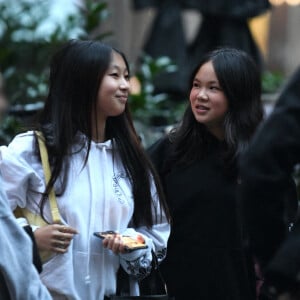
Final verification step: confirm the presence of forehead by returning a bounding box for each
[109,51,127,69]
[194,61,218,81]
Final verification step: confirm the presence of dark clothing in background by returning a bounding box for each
[133,0,270,97]
[187,16,263,79]
[133,0,270,18]
[239,67,300,296]
[148,135,256,300]
[141,1,189,97]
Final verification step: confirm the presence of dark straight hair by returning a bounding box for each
[170,47,264,168]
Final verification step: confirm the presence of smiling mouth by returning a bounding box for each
[117,96,127,103]
[195,105,209,111]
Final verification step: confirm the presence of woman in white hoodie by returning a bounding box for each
[0,39,171,300]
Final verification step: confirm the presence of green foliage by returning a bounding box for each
[0,115,22,145]
[261,70,285,94]
[84,0,112,39]
[0,0,185,146]
[0,0,52,106]
[0,0,110,105]
[129,54,185,126]
[4,1,285,147]
[0,0,111,144]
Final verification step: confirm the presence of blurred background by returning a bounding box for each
[0,0,300,147]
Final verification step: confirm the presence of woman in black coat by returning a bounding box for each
[148,47,264,300]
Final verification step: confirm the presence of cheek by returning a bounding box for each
[189,90,196,103]
[213,95,228,112]
[220,99,229,114]
[215,104,228,121]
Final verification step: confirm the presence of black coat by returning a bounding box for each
[239,67,300,296]
[148,135,256,300]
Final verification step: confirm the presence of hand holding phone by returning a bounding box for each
[94,230,148,252]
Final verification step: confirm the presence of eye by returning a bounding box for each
[210,85,221,91]
[124,74,130,81]
[110,72,119,78]
[192,81,200,88]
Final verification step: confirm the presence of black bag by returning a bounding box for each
[106,251,174,300]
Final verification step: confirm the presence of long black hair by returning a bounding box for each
[36,39,170,227]
[169,47,264,168]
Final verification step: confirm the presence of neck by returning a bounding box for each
[92,123,106,143]
[92,131,105,143]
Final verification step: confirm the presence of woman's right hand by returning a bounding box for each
[34,223,78,254]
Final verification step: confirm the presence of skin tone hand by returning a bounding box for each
[102,233,145,254]
[34,223,78,254]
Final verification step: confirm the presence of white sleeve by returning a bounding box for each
[119,179,170,279]
[0,176,51,300]
[0,131,45,212]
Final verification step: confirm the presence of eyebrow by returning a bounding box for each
[109,64,128,73]
[193,78,219,84]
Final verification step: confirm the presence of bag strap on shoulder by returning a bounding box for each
[35,130,61,223]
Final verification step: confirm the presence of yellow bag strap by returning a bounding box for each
[35,130,61,223]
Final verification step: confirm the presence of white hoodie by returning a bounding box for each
[0,131,170,300]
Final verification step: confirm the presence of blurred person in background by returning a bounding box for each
[239,66,300,300]
[0,72,8,122]
[0,70,51,299]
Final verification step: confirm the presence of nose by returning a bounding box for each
[197,88,208,100]
[120,77,130,90]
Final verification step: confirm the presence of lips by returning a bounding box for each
[116,95,128,103]
[196,104,208,110]
[194,104,209,112]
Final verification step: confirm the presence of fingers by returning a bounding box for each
[53,239,69,253]
[136,234,145,244]
[54,224,78,240]
[53,224,78,234]
[59,225,79,235]
[52,224,78,253]
[52,234,71,253]
[102,233,126,254]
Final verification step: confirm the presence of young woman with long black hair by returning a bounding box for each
[148,47,265,300]
[0,39,170,300]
